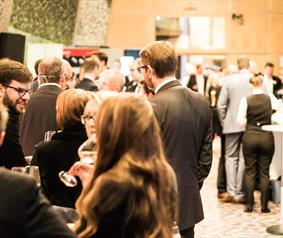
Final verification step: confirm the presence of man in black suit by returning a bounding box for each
[0,58,33,168]
[186,64,208,96]
[263,62,283,98]
[139,41,212,238]
[0,103,75,238]
[20,57,67,156]
[75,56,100,91]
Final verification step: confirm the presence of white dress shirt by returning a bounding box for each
[237,88,281,127]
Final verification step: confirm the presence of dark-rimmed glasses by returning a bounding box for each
[81,115,96,125]
[136,65,149,74]
[3,84,29,97]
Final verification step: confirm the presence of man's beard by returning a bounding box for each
[3,94,27,114]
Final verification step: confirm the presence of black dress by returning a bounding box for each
[31,123,87,208]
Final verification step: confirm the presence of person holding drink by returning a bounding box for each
[31,89,93,208]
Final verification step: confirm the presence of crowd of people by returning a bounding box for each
[0,40,282,237]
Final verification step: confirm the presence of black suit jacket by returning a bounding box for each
[272,75,282,98]
[187,74,208,93]
[0,167,76,238]
[20,84,62,156]
[0,106,26,169]
[31,124,87,208]
[149,80,212,230]
[75,78,98,91]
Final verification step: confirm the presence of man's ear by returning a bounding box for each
[59,73,67,89]
[0,84,5,102]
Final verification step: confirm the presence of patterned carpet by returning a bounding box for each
[194,138,282,238]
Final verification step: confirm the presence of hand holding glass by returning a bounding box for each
[59,135,97,187]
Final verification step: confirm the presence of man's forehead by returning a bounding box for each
[9,79,29,88]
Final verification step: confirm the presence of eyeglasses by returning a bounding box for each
[136,65,149,74]
[3,84,29,97]
[81,115,96,125]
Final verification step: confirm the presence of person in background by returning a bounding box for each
[124,58,143,93]
[217,56,252,204]
[31,58,42,93]
[31,89,93,208]
[68,91,118,186]
[186,64,208,95]
[62,59,75,89]
[0,102,76,238]
[237,74,280,213]
[94,52,108,73]
[139,41,212,238]
[76,56,100,92]
[98,68,125,92]
[20,57,65,156]
[0,58,32,168]
[112,58,121,71]
[263,62,283,98]
[75,94,178,238]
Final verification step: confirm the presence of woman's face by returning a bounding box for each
[83,100,100,138]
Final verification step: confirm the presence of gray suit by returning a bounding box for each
[217,69,252,199]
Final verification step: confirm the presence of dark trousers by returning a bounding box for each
[180,226,195,238]
[217,134,226,193]
[242,130,274,209]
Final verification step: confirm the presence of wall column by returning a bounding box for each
[73,0,109,47]
[0,0,13,32]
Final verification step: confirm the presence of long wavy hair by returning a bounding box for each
[75,93,178,238]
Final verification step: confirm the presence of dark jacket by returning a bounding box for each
[31,123,87,208]
[20,84,62,156]
[149,80,212,230]
[75,77,98,91]
[0,106,26,169]
[0,167,76,238]
[186,74,208,93]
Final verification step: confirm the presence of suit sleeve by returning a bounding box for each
[197,109,213,189]
[24,179,76,238]
[217,80,229,126]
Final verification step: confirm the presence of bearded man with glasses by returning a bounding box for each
[0,58,33,168]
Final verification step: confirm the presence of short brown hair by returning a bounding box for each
[56,89,93,129]
[0,58,33,85]
[94,52,108,65]
[139,41,177,78]
[237,56,249,70]
[82,56,100,73]
[38,57,63,83]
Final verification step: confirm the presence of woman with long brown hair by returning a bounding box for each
[75,93,178,238]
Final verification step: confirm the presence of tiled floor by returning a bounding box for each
[195,138,282,238]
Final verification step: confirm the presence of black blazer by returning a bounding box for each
[0,106,26,169]
[20,84,62,156]
[149,80,212,230]
[272,75,282,98]
[75,77,98,91]
[186,74,208,93]
[31,124,87,208]
[0,167,76,238]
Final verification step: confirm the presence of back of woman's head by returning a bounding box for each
[95,93,164,175]
[249,74,263,87]
[56,89,93,129]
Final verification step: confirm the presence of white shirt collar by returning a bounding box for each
[38,83,61,89]
[155,77,176,94]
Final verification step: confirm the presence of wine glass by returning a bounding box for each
[59,135,97,187]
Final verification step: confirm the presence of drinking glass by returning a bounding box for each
[44,130,56,142]
[59,134,97,187]
[11,166,41,187]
